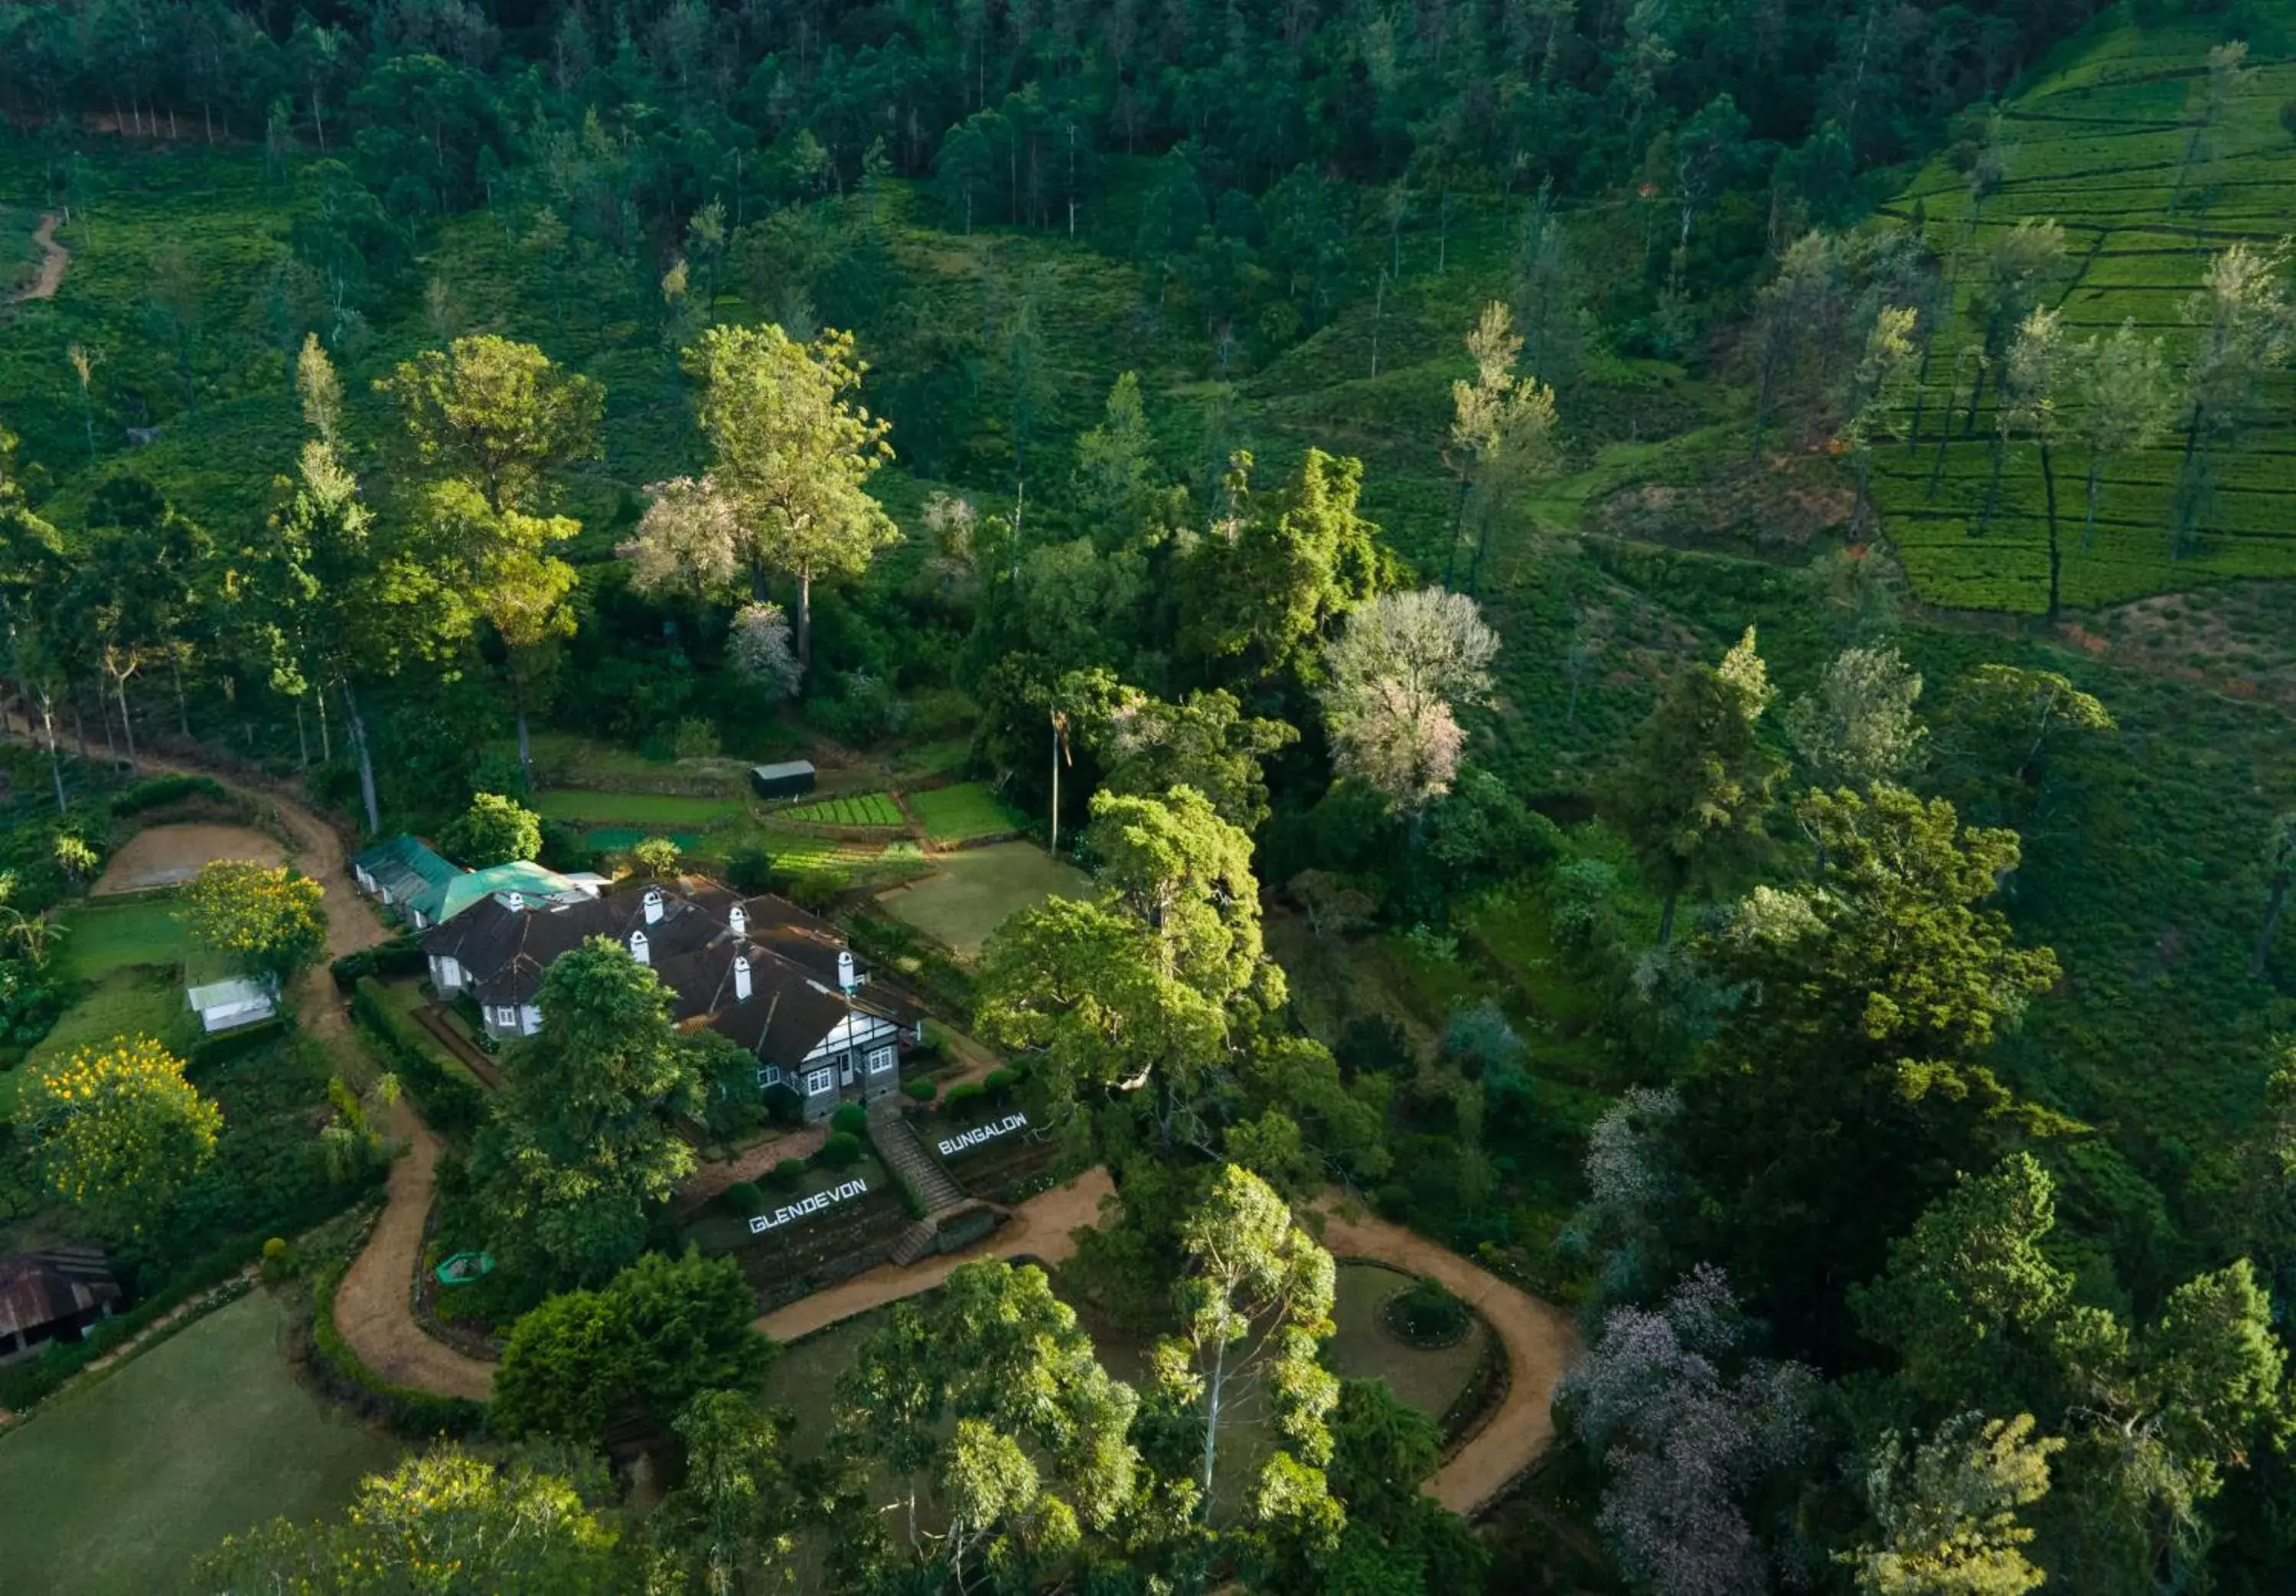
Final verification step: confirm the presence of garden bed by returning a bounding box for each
[684,1155,912,1312]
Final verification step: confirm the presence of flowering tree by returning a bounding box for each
[1319,587,1499,816]
[1564,1264,1818,1596]
[726,601,802,703]
[24,1036,222,1230]
[181,861,326,986]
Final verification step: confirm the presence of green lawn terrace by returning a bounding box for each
[0,1290,401,1596]
[876,842,1091,965]
[1870,17,2296,614]
[683,1154,910,1313]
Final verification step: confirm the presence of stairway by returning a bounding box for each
[869,1113,966,1217]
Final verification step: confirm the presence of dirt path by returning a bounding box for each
[93,822,286,894]
[332,1098,494,1402]
[11,212,67,303]
[1312,1200,1581,1517]
[758,1167,1115,1342]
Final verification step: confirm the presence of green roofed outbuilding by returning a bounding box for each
[437,860,595,927]
[351,835,464,930]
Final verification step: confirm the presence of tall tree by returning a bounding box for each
[1784,643,1926,795]
[1843,1412,2063,1596]
[2172,240,2294,558]
[2066,320,2171,552]
[197,1449,625,1594]
[180,862,327,988]
[623,325,897,669]
[1445,303,1560,591]
[1681,787,2060,1359]
[648,1392,797,1596]
[1148,1164,1342,1544]
[474,938,708,1285]
[826,1260,1140,1589]
[1999,305,2069,614]
[2253,813,2296,979]
[1319,587,1499,819]
[1598,628,1782,945]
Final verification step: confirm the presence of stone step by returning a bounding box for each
[889,1219,941,1267]
[868,1114,964,1215]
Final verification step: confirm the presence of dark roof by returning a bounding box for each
[0,1248,122,1340]
[422,877,921,1066]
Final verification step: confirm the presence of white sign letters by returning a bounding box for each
[749,1178,869,1234]
[938,1112,1029,1158]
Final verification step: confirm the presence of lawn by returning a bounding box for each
[910,782,1026,844]
[781,793,905,829]
[51,895,184,981]
[532,789,746,827]
[879,842,1093,962]
[0,1290,400,1595]
[581,826,706,854]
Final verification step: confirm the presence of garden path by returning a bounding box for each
[1310,1199,1582,1518]
[11,213,67,303]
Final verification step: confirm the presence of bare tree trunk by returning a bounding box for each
[171,654,190,738]
[39,691,66,814]
[2082,453,2105,550]
[795,572,813,667]
[316,686,332,762]
[2040,439,2062,620]
[341,679,380,835]
[1657,890,1678,947]
[116,672,139,773]
[293,697,309,769]
[516,703,534,795]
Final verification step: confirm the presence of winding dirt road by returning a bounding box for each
[12,213,67,303]
[1313,1200,1581,1517]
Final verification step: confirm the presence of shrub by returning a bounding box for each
[943,1082,986,1116]
[726,845,777,895]
[722,1181,765,1216]
[980,1067,1022,1104]
[903,1076,938,1104]
[330,934,427,992]
[768,1158,807,1191]
[814,1131,863,1170]
[830,1102,868,1136]
[260,1236,294,1282]
[672,716,722,759]
[1388,1277,1471,1347]
[109,774,232,816]
[306,1261,486,1437]
[2282,98,2296,141]
[762,1083,802,1126]
[350,979,487,1140]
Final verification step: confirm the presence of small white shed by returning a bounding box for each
[186,978,277,1034]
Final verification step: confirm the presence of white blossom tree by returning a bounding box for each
[1320,587,1499,816]
[726,602,801,704]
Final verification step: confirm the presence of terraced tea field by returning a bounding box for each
[911,782,1024,844]
[781,793,905,828]
[1870,22,2296,613]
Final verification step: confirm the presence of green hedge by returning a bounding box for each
[308,1261,487,1437]
[108,774,233,816]
[331,935,429,993]
[349,978,487,1140]
[189,1017,291,1068]
[846,912,977,1023]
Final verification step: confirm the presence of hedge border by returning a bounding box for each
[349,977,487,1141]
[306,1259,487,1438]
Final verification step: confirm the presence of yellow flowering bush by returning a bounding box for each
[181,862,327,985]
[24,1035,223,1227]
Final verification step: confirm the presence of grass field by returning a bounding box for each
[0,1290,400,1594]
[1870,19,2296,611]
[51,896,183,981]
[910,782,1026,844]
[0,968,198,1122]
[581,826,706,854]
[781,793,905,829]
[880,842,1091,961]
[533,790,745,827]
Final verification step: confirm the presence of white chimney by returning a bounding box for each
[729,904,748,937]
[733,955,752,1002]
[505,891,523,912]
[837,950,858,993]
[630,930,650,965]
[644,888,664,924]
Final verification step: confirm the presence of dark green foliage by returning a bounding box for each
[942,1082,986,1116]
[902,1076,938,1104]
[722,1181,765,1217]
[491,1250,771,1444]
[813,1131,863,1171]
[348,978,486,1141]
[767,1158,807,1192]
[829,1102,867,1137]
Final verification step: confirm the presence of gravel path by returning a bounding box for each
[758,1167,1115,1342]
[1313,1200,1582,1516]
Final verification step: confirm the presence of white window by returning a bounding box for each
[494,1005,517,1028]
[755,1063,783,1089]
[804,1068,835,1096]
[867,1046,895,1074]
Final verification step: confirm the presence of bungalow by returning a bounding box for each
[351,835,462,930]
[419,877,925,1122]
[0,1248,122,1363]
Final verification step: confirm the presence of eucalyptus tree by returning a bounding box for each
[2066,320,2171,551]
[2173,240,2294,558]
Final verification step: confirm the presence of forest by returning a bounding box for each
[7,0,2296,1592]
